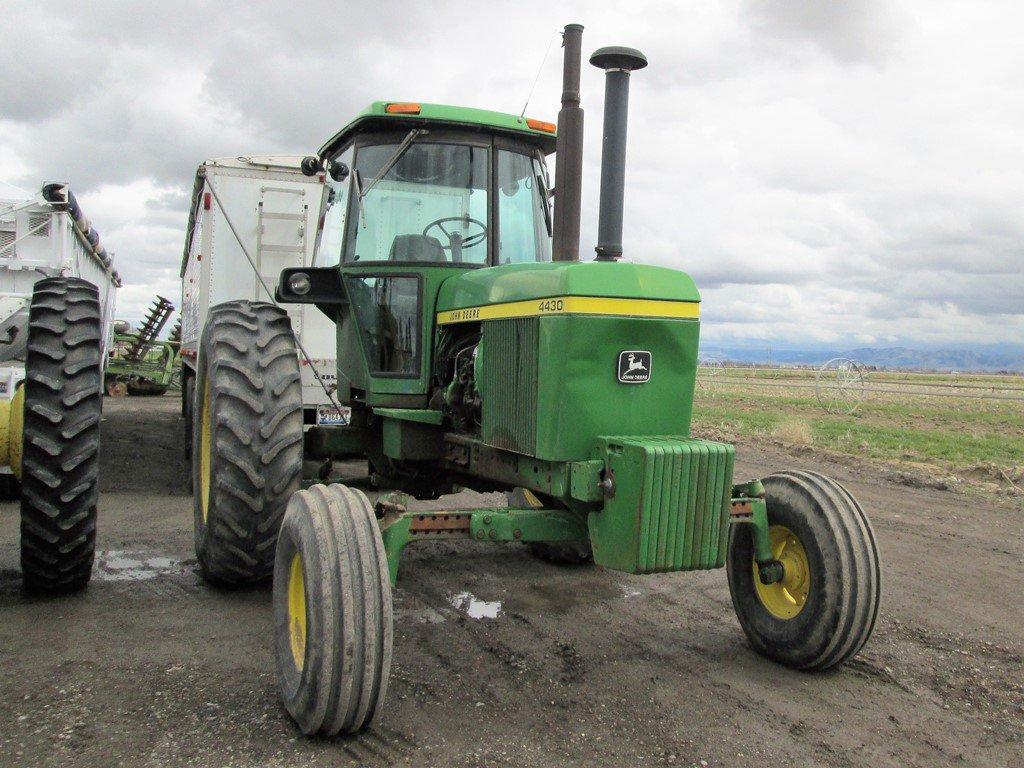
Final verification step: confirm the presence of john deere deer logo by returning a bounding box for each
[625,353,647,373]
[617,350,652,383]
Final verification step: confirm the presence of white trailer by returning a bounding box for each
[0,181,121,592]
[179,156,341,443]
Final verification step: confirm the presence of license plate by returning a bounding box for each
[315,405,350,426]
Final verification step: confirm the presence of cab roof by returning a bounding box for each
[318,102,557,157]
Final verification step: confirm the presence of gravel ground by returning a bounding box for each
[0,395,1021,768]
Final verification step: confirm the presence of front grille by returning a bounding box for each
[0,229,15,256]
[481,317,538,454]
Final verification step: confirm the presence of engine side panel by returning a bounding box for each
[475,313,699,462]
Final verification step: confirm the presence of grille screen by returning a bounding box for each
[481,317,538,454]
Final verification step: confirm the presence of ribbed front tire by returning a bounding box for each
[273,483,393,736]
[20,277,102,593]
[727,470,881,670]
[192,301,303,585]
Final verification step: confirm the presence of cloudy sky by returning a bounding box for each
[2,0,1021,350]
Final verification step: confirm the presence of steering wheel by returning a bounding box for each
[422,216,487,252]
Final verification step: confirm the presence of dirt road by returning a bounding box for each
[1,396,1021,767]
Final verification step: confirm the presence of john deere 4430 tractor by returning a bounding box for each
[191,24,880,736]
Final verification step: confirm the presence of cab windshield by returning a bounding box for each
[340,138,551,265]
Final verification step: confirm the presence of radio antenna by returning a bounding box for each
[519,29,559,118]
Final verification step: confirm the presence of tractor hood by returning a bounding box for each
[435,262,700,316]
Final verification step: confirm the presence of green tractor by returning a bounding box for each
[191,25,880,736]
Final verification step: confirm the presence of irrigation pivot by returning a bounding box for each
[816,357,868,415]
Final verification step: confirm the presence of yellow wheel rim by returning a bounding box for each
[753,525,811,619]
[287,553,307,671]
[199,377,212,523]
[7,386,25,480]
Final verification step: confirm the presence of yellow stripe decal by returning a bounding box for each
[436,296,699,325]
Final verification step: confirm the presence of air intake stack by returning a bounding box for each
[552,23,585,262]
[590,46,648,261]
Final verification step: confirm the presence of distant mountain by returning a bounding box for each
[841,347,1024,373]
[700,344,1024,372]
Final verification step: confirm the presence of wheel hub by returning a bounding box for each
[753,525,810,619]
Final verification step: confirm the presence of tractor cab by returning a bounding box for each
[285,102,559,404]
[316,103,555,267]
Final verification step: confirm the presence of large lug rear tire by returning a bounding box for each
[192,301,303,585]
[726,470,881,670]
[273,483,393,736]
[19,277,102,593]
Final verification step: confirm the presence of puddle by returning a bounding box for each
[448,591,502,619]
[93,550,189,582]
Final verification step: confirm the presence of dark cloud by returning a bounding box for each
[1,1,1021,346]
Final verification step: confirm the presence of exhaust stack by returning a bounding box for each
[590,46,647,261]
[552,23,585,262]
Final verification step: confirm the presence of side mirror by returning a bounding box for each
[300,156,321,176]
[328,160,350,183]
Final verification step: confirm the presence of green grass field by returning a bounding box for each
[691,370,1024,484]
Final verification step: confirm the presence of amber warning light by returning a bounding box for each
[385,103,421,114]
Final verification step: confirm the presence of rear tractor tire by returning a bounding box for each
[726,470,881,670]
[19,277,103,593]
[273,483,393,736]
[192,301,303,585]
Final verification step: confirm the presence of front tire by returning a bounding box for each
[192,301,303,585]
[726,470,881,670]
[273,483,393,736]
[20,277,102,593]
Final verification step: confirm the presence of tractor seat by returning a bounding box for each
[388,234,446,262]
